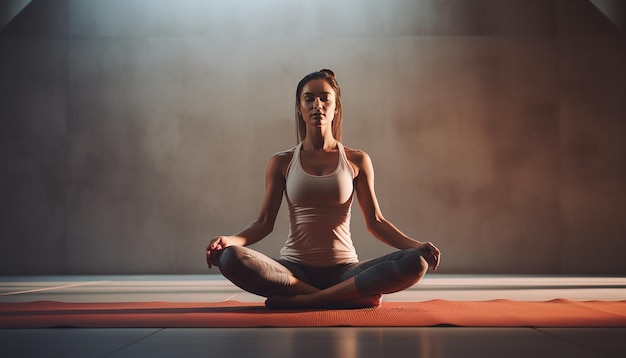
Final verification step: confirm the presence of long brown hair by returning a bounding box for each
[295,69,343,143]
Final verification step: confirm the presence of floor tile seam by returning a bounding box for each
[0,280,112,297]
[102,328,165,358]
[223,292,247,302]
[533,328,616,358]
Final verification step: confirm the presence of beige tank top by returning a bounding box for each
[280,142,359,267]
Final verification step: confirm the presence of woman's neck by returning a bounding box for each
[303,131,337,151]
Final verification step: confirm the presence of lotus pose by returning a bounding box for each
[206,69,441,309]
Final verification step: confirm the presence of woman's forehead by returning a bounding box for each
[302,79,335,95]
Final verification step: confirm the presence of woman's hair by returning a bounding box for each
[295,69,343,143]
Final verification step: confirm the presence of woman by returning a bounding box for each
[206,69,440,309]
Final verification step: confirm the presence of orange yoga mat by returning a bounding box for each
[1,299,625,328]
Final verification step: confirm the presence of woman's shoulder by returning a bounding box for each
[342,145,373,177]
[268,145,298,175]
[343,145,370,165]
[271,145,298,161]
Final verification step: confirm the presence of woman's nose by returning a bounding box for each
[313,98,322,108]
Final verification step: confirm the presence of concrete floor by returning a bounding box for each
[1,275,625,358]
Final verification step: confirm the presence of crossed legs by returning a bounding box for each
[213,245,429,309]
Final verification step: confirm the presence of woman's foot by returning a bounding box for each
[265,293,381,310]
[265,294,313,309]
[332,294,381,309]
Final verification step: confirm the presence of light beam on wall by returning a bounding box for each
[0,0,31,31]
[590,0,625,31]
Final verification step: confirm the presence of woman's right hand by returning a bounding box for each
[206,236,232,268]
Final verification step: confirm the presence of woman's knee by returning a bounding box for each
[215,246,294,297]
[354,248,428,296]
[402,248,429,279]
[216,246,248,276]
[218,246,280,281]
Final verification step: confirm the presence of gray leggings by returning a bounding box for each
[216,246,428,298]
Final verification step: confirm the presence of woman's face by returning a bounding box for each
[298,78,337,129]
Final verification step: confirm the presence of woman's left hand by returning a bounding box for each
[417,242,441,271]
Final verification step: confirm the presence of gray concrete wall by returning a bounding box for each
[1,0,625,275]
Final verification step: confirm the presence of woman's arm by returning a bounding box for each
[351,149,440,270]
[206,151,290,267]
